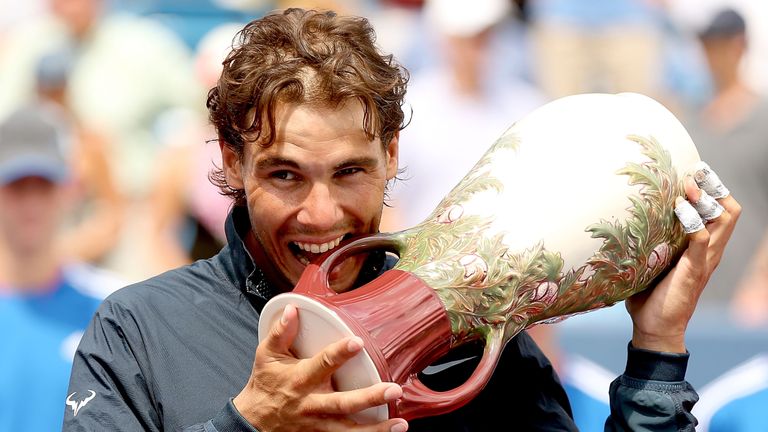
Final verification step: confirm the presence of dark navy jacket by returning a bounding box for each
[64,207,699,431]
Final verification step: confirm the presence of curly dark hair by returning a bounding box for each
[207,8,410,206]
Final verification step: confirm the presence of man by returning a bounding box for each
[389,0,548,229]
[683,9,768,431]
[64,8,740,431]
[682,7,768,317]
[0,105,124,431]
[0,0,203,282]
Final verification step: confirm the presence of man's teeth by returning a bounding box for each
[294,236,344,255]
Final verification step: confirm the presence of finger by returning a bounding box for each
[673,196,710,292]
[344,417,409,432]
[691,190,725,222]
[689,164,741,268]
[683,175,701,203]
[718,193,742,220]
[305,382,403,417]
[681,218,710,270]
[299,335,367,383]
[674,196,705,234]
[691,161,740,228]
[258,304,300,359]
[677,188,729,271]
[311,416,408,432]
[693,161,730,199]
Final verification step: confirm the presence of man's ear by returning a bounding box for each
[385,131,399,181]
[220,140,244,189]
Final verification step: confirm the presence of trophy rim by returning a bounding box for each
[258,293,388,423]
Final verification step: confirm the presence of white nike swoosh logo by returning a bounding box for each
[421,356,478,375]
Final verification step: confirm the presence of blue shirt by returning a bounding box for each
[0,263,124,432]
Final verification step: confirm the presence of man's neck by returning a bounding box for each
[703,80,759,132]
[244,231,294,294]
[0,248,61,293]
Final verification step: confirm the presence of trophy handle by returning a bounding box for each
[396,325,505,419]
[293,234,402,298]
[291,233,506,419]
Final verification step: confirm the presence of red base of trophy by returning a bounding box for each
[259,236,505,423]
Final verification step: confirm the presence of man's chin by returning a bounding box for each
[285,251,364,293]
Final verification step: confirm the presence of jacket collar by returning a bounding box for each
[220,206,268,308]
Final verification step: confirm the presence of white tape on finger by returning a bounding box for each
[675,200,705,234]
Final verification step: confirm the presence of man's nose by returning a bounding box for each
[296,183,343,230]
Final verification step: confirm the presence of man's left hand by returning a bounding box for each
[627,165,740,353]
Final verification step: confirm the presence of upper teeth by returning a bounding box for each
[294,236,344,254]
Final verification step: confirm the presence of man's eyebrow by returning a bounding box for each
[255,156,379,171]
[256,157,299,170]
[334,157,378,170]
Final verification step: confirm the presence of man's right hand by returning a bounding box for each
[233,304,409,432]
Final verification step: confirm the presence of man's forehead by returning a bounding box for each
[251,136,380,165]
[243,99,370,132]
[275,100,369,134]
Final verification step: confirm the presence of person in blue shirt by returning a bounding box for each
[0,105,124,431]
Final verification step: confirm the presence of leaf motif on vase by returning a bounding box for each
[391,133,688,345]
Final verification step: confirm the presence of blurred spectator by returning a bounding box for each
[146,22,240,273]
[383,0,562,377]
[681,7,768,308]
[527,0,667,100]
[666,0,768,97]
[0,0,204,281]
[0,0,203,196]
[386,0,548,230]
[364,0,428,74]
[683,9,768,428]
[34,46,124,264]
[0,105,125,431]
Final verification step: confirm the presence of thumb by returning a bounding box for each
[259,304,299,359]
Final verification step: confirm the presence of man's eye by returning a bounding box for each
[271,171,297,181]
[336,167,363,177]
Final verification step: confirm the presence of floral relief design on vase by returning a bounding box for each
[391,132,687,346]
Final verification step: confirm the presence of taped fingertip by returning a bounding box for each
[693,189,725,221]
[674,198,705,233]
[693,161,730,199]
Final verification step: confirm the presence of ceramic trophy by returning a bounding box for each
[257,92,702,422]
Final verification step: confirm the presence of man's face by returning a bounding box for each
[222,100,399,291]
[701,35,746,87]
[0,177,63,255]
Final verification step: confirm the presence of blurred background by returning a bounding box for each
[0,0,766,430]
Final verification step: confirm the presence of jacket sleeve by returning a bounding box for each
[182,400,260,432]
[604,343,699,432]
[63,299,162,431]
[64,297,261,432]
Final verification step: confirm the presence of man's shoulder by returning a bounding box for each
[98,258,231,314]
